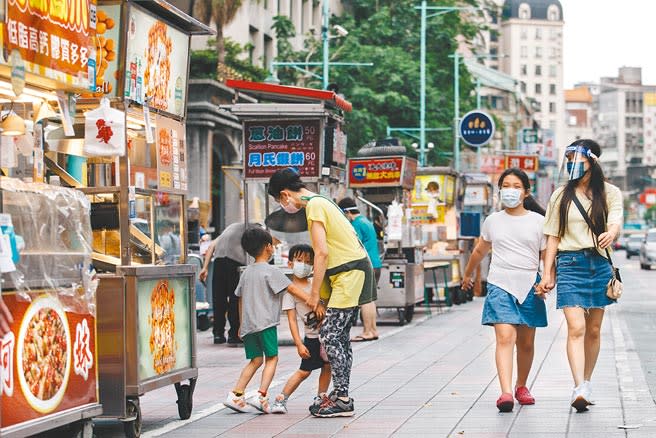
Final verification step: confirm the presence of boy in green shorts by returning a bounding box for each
[224,226,309,414]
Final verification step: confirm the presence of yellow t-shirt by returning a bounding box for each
[305,196,367,308]
[543,182,623,255]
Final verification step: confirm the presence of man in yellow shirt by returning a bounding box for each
[268,168,375,417]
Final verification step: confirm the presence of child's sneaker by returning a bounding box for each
[224,391,248,413]
[247,395,271,414]
[271,394,288,414]
[309,394,329,415]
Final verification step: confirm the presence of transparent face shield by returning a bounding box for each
[558,145,597,182]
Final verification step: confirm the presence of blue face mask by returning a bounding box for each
[566,162,586,180]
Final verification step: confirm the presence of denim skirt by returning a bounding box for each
[556,249,615,309]
[481,276,547,328]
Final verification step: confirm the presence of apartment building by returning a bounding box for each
[565,84,594,145]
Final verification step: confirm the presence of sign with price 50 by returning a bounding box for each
[243,119,323,179]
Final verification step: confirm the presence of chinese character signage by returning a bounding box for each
[481,155,505,174]
[156,116,187,191]
[244,119,322,179]
[348,156,418,189]
[124,5,190,117]
[1,294,98,428]
[88,4,121,96]
[4,0,97,89]
[505,154,538,173]
[136,278,192,380]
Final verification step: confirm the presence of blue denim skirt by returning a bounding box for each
[481,276,547,328]
[556,249,615,309]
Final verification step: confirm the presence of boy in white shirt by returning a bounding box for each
[271,244,331,414]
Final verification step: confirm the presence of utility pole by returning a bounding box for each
[322,0,330,89]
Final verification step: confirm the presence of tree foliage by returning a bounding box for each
[190,39,268,82]
[273,0,483,165]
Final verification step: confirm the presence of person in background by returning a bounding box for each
[271,244,332,415]
[462,168,548,413]
[538,139,623,413]
[200,222,255,345]
[224,227,310,414]
[338,197,381,342]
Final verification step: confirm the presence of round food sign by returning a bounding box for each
[459,110,495,148]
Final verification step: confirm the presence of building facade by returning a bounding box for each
[500,0,565,152]
[565,84,594,145]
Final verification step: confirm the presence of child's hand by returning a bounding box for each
[316,303,326,321]
[297,344,311,359]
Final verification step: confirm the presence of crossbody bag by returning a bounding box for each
[571,196,623,300]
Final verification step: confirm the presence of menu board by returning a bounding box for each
[244,119,322,179]
[348,156,417,189]
[1,294,98,427]
[3,0,97,89]
[156,116,187,191]
[136,278,191,380]
[124,5,189,117]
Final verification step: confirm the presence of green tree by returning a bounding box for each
[190,39,268,82]
[272,0,482,165]
[193,0,243,77]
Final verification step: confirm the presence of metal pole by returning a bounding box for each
[453,51,460,172]
[419,0,427,167]
[322,0,330,89]
[476,77,481,170]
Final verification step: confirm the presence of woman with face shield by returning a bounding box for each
[538,139,623,413]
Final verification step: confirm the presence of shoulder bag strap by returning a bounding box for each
[571,195,615,270]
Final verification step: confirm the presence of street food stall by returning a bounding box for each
[411,167,465,306]
[224,80,350,246]
[347,143,423,325]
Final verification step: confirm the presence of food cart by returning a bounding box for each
[347,144,424,325]
[411,167,466,306]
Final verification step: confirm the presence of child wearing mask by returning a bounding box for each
[271,244,332,414]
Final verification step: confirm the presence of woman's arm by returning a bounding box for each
[461,239,492,290]
[308,220,329,312]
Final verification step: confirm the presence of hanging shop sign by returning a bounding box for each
[347,156,417,189]
[459,110,495,148]
[87,4,121,96]
[480,154,505,174]
[1,294,98,427]
[156,115,187,192]
[124,5,189,117]
[4,0,97,89]
[244,119,322,179]
[505,154,538,173]
[136,278,192,380]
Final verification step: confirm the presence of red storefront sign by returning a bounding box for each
[1,294,98,427]
[505,154,539,172]
[481,155,505,174]
[244,119,322,179]
[4,0,96,88]
[348,156,417,189]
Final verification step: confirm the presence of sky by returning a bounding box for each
[561,0,656,88]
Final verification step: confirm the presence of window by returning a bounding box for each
[550,28,558,40]
[535,83,542,94]
[521,81,527,93]
[549,47,558,59]
[549,120,557,130]
[521,46,528,58]
[521,64,527,75]
[549,102,556,113]
[535,47,542,58]
[549,65,557,77]
[549,84,556,95]
[535,65,542,76]
[535,28,542,40]
[521,28,527,40]
[519,3,531,19]
[548,4,560,21]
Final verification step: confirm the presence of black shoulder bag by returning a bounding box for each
[571,196,623,300]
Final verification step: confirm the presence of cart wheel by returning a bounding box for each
[124,398,142,438]
[177,384,193,420]
[397,308,406,326]
[197,313,211,331]
[404,305,414,323]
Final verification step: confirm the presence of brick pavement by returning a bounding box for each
[94,295,656,438]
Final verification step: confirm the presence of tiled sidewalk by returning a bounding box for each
[109,292,656,438]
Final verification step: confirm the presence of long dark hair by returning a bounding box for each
[498,168,546,216]
[557,139,607,237]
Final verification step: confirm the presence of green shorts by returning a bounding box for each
[242,326,278,359]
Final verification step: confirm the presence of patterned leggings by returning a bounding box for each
[319,307,358,398]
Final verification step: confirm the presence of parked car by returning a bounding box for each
[639,229,656,270]
[626,234,644,258]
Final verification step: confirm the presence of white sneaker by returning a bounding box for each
[247,395,271,414]
[271,394,288,414]
[570,384,591,412]
[582,380,595,405]
[224,391,249,413]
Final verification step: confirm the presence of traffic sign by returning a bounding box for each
[459,110,495,148]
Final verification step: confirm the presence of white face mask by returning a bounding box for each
[500,188,523,208]
[427,192,439,199]
[292,261,313,278]
[281,193,300,214]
